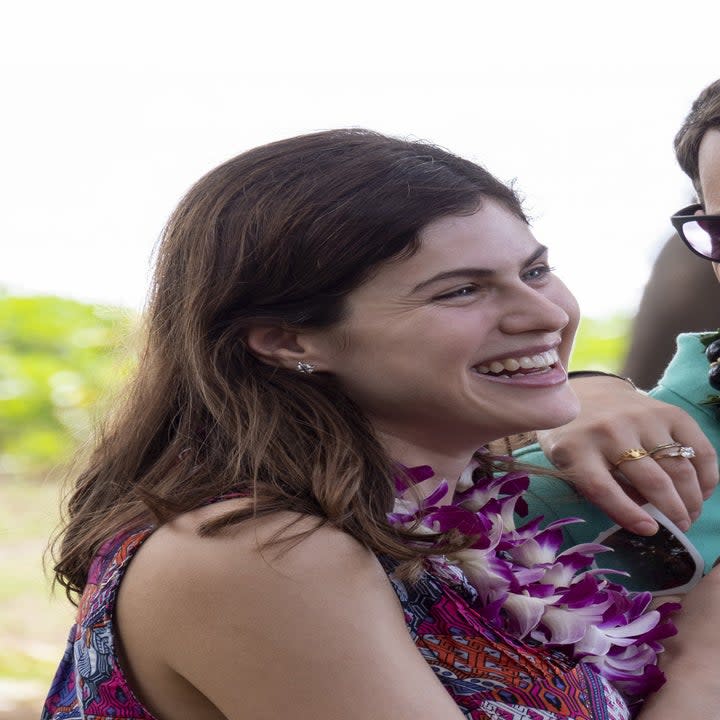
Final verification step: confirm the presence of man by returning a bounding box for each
[519,79,720,573]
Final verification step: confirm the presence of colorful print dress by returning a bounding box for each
[42,527,630,720]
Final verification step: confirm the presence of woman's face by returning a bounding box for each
[307,200,581,455]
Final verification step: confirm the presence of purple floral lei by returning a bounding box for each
[388,455,680,699]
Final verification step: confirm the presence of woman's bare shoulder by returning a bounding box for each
[118,499,391,650]
[117,500,463,719]
[130,499,380,590]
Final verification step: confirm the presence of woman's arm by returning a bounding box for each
[117,507,466,720]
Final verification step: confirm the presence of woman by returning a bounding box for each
[43,129,720,720]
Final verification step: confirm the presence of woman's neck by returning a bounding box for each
[378,430,479,503]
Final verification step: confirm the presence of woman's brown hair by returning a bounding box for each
[53,128,527,599]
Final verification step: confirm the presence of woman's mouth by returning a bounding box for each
[471,348,560,379]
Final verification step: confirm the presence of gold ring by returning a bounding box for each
[653,446,696,460]
[648,441,683,456]
[612,448,649,467]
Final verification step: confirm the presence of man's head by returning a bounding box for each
[674,79,720,198]
[672,81,720,280]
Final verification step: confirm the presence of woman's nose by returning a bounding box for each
[498,287,570,335]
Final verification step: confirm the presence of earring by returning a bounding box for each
[296,361,316,374]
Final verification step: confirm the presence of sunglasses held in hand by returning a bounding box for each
[671,204,720,261]
[593,503,704,596]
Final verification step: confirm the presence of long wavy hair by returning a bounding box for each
[52,128,527,599]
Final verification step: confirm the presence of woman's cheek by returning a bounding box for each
[553,279,580,367]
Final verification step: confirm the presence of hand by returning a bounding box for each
[536,375,718,535]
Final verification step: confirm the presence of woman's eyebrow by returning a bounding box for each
[410,245,548,294]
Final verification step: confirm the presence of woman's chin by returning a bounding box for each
[521,397,581,434]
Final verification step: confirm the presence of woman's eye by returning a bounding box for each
[434,285,477,300]
[523,264,555,282]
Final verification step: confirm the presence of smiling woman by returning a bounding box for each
[40,129,708,720]
[278,205,580,470]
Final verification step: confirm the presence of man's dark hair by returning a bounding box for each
[675,79,720,193]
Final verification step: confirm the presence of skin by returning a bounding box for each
[118,504,469,720]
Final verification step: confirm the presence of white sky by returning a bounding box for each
[2,0,719,317]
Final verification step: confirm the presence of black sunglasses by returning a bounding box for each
[671,203,720,261]
[593,504,704,596]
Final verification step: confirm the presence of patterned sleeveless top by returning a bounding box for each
[42,526,630,720]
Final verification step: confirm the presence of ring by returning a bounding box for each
[648,441,683,455]
[612,448,649,467]
[653,446,696,460]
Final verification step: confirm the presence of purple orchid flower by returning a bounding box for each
[389,463,679,699]
[394,463,436,492]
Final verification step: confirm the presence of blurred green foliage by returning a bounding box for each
[570,315,631,373]
[0,293,137,476]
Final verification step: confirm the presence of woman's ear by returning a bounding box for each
[246,326,323,372]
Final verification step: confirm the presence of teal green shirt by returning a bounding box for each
[517,333,720,571]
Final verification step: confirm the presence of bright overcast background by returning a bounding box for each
[2,1,719,317]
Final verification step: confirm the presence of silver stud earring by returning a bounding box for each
[296,361,316,374]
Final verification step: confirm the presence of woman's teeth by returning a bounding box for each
[473,349,560,377]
